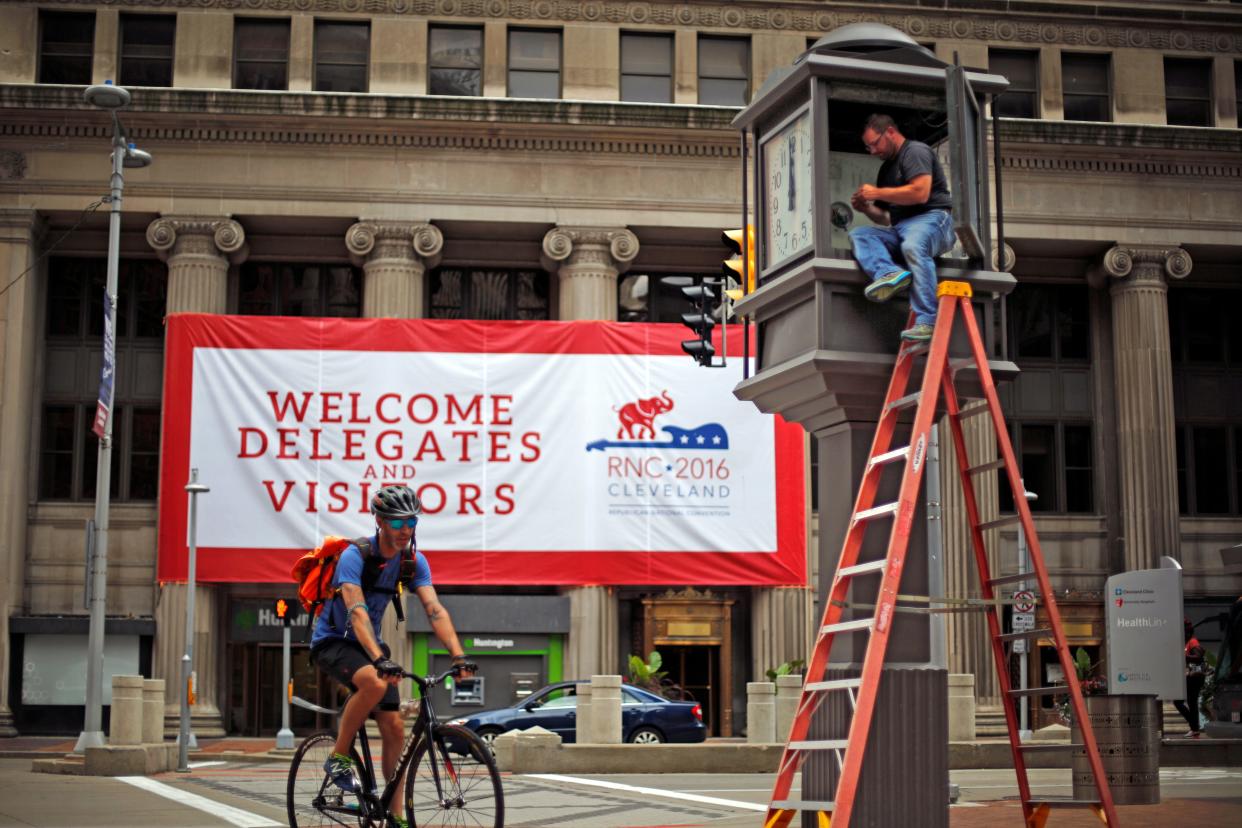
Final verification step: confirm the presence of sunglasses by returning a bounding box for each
[386,517,418,530]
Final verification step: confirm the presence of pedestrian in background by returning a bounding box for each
[1173,616,1206,738]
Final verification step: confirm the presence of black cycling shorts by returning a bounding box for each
[310,639,401,712]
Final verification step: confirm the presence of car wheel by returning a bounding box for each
[627,726,665,745]
[477,727,504,752]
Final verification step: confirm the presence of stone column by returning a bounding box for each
[146,216,248,315]
[563,586,618,680]
[938,414,1001,706]
[542,226,639,321]
[346,220,443,318]
[147,216,241,739]
[1101,245,1190,572]
[153,583,226,737]
[750,586,813,682]
[0,208,42,737]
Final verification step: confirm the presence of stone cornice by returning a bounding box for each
[17,0,1242,54]
[0,85,741,158]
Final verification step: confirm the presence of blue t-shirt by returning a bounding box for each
[310,534,432,648]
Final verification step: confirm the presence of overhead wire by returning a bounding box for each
[0,197,107,301]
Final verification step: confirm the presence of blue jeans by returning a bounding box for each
[849,209,956,326]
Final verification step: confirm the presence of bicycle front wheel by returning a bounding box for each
[405,723,504,827]
[287,731,368,828]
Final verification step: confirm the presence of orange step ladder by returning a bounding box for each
[765,280,1118,828]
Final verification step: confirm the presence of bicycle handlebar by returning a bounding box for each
[402,661,478,689]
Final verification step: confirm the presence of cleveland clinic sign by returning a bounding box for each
[1105,559,1184,700]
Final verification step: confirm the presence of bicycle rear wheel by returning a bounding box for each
[405,723,504,827]
[287,731,368,828]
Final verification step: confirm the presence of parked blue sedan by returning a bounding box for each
[446,680,706,748]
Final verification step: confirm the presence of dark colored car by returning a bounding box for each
[446,680,706,749]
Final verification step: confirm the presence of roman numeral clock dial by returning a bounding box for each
[763,111,813,268]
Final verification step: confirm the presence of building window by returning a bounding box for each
[508,28,561,99]
[428,268,551,320]
[1165,57,1213,127]
[428,26,482,96]
[998,423,1095,514]
[118,14,175,87]
[237,263,362,317]
[234,18,290,90]
[1061,52,1110,122]
[698,35,749,106]
[999,283,1094,513]
[40,258,165,501]
[617,273,716,323]
[38,11,95,84]
[1236,61,1241,127]
[1169,289,1242,515]
[314,20,370,93]
[989,49,1038,119]
[621,32,673,104]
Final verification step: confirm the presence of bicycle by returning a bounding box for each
[286,662,504,827]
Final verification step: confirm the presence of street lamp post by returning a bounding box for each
[178,469,209,772]
[75,82,152,754]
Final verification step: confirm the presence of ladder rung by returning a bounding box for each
[956,403,991,420]
[949,357,976,373]
[996,628,1051,642]
[902,340,931,356]
[869,446,910,468]
[771,800,836,812]
[978,514,1022,532]
[789,739,849,752]
[836,559,887,578]
[1009,686,1066,698]
[1019,743,1076,753]
[989,571,1036,588]
[886,391,921,412]
[805,678,863,693]
[854,501,899,522]
[966,458,1006,475]
[1025,797,1102,807]
[821,618,874,635]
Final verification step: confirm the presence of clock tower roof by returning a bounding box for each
[804,23,945,70]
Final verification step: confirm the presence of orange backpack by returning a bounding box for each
[291,535,371,620]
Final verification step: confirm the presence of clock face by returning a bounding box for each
[763,111,814,268]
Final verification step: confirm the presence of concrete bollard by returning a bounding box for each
[948,673,976,741]
[576,683,594,744]
[588,675,622,744]
[109,675,145,746]
[747,682,776,743]
[142,679,165,744]
[775,674,802,743]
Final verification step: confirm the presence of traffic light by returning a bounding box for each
[722,225,756,304]
[274,597,292,626]
[680,282,716,367]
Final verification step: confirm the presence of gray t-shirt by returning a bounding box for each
[876,139,952,223]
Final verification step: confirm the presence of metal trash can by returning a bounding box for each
[1072,694,1160,805]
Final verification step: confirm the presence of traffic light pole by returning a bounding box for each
[276,621,294,749]
[178,469,209,773]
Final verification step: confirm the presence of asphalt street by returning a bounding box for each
[0,758,1240,827]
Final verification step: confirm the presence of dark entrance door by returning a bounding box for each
[660,644,719,734]
[229,642,329,735]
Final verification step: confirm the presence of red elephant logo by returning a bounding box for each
[615,390,675,440]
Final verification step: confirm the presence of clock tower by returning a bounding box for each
[731,23,1016,826]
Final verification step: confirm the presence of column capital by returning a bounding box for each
[1100,244,1193,284]
[146,216,248,264]
[541,226,640,274]
[345,220,443,269]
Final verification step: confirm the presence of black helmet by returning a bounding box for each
[370,484,422,519]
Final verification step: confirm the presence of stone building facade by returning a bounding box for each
[0,0,1240,736]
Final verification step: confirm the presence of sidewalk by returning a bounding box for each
[0,735,281,760]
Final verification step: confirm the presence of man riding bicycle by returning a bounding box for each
[309,483,472,828]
